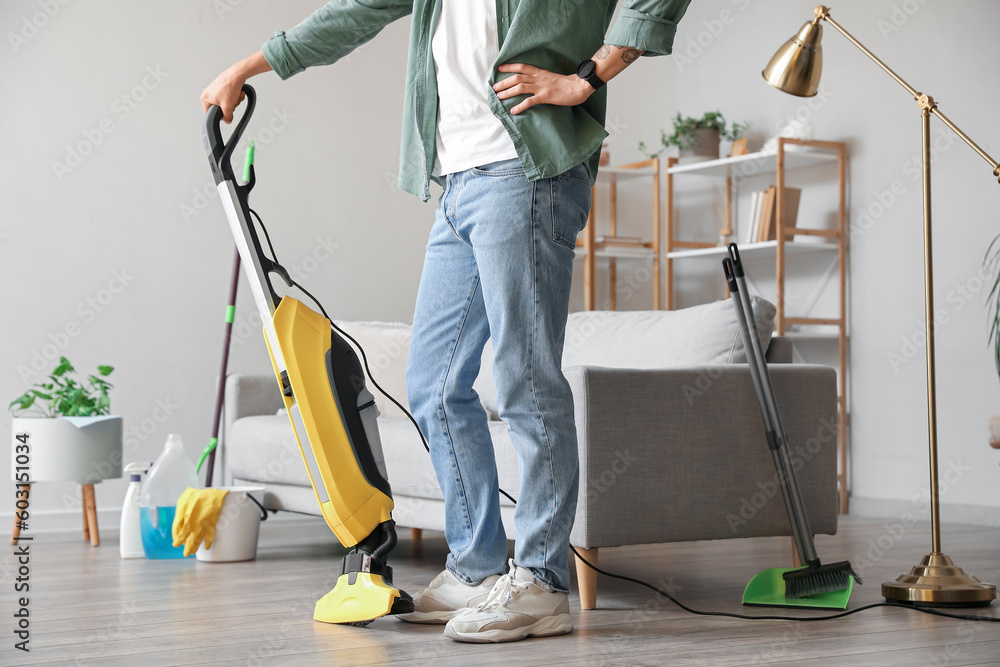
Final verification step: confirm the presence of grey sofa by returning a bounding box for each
[221,298,839,608]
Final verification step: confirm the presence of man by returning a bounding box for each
[202,0,690,643]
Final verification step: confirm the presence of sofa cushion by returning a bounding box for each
[472,340,500,420]
[226,413,521,506]
[472,299,776,420]
[333,320,412,420]
[330,300,775,424]
[562,296,775,370]
[227,415,311,487]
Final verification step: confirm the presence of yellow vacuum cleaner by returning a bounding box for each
[203,85,412,625]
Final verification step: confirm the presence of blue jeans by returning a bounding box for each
[405,158,590,594]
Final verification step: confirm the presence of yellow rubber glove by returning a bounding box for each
[172,487,229,557]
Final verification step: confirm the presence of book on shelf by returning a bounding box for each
[780,187,802,238]
[746,191,761,244]
[756,186,776,242]
[757,186,801,242]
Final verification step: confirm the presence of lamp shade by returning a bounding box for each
[762,20,824,97]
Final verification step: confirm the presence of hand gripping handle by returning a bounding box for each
[203,84,257,185]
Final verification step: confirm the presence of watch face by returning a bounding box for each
[577,60,596,79]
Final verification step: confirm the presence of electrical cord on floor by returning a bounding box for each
[247,207,999,626]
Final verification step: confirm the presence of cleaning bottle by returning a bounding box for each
[140,434,199,558]
[120,461,151,559]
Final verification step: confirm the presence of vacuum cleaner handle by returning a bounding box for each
[203,84,257,186]
[725,245,819,566]
[201,83,285,313]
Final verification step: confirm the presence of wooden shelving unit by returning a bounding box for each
[665,138,851,513]
[576,158,661,311]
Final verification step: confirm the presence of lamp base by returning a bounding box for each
[882,553,996,607]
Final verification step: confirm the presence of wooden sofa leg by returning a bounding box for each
[574,547,599,610]
[411,528,423,541]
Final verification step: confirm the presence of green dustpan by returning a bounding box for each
[743,567,854,610]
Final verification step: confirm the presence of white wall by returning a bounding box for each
[671,0,1000,525]
[4,0,997,531]
[0,1,678,528]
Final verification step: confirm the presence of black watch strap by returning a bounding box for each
[576,59,605,90]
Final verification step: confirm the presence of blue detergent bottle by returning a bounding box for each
[140,434,199,558]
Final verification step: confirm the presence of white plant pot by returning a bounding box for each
[11,416,123,484]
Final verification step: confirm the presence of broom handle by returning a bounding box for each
[724,248,819,565]
[723,264,775,435]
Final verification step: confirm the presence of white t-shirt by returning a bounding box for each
[431,0,519,176]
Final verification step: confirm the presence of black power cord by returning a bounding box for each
[246,207,999,626]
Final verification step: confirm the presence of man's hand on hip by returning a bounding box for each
[494,45,643,115]
[493,63,594,115]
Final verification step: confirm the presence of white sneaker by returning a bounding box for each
[397,569,501,624]
[443,559,573,643]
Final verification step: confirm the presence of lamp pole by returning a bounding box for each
[919,101,940,557]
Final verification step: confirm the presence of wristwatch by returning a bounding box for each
[576,59,606,90]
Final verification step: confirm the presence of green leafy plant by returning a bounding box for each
[9,357,114,418]
[640,110,749,158]
[986,234,1000,383]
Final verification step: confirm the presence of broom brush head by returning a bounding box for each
[782,560,862,599]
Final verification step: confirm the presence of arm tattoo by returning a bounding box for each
[621,48,641,64]
[595,45,612,60]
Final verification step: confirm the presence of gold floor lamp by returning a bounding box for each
[762,5,998,606]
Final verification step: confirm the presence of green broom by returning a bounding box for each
[723,245,861,609]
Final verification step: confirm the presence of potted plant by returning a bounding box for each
[9,357,122,485]
[640,111,749,163]
[987,235,1000,449]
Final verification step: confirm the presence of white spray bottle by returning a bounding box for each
[120,461,151,559]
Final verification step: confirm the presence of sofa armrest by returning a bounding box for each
[224,374,284,423]
[766,336,793,363]
[565,364,839,549]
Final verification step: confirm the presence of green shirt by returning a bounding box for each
[262,0,691,201]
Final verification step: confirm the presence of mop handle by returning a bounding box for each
[724,247,819,565]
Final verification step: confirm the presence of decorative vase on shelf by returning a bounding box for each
[679,128,720,164]
[990,411,1000,449]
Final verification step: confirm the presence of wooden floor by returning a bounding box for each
[4,515,999,666]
